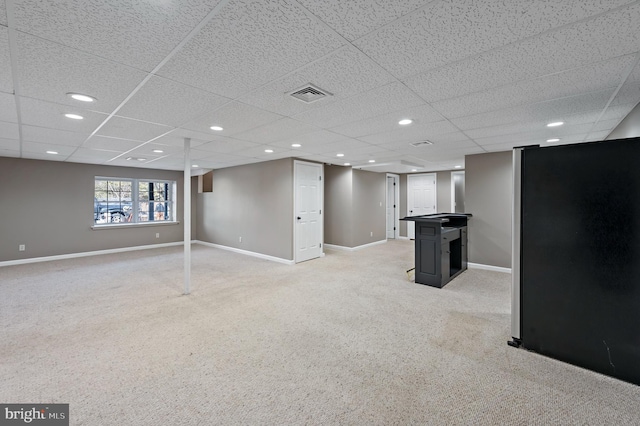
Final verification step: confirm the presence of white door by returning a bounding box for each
[386,174,399,239]
[407,173,436,239]
[294,161,323,263]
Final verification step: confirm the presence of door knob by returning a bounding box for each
[297,216,301,220]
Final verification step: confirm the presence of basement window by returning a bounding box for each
[94,177,176,225]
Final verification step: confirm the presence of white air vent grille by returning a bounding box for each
[289,84,332,103]
[410,140,433,147]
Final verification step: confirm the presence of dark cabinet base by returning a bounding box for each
[404,214,471,288]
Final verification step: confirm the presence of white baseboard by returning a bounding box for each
[397,236,410,240]
[468,262,512,274]
[324,239,387,252]
[194,240,295,265]
[0,242,185,267]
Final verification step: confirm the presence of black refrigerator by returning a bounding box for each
[511,137,640,386]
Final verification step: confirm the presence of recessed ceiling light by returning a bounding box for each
[153,149,164,153]
[454,165,462,169]
[291,143,301,148]
[411,169,417,172]
[64,113,83,120]
[546,121,564,127]
[369,159,375,163]
[344,163,350,166]
[46,150,58,155]
[399,119,413,125]
[336,153,344,157]
[210,126,223,131]
[137,158,146,161]
[546,138,560,143]
[192,164,199,168]
[67,93,96,102]
[265,149,274,153]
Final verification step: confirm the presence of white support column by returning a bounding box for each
[183,137,191,295]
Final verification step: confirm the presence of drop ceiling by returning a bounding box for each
[1,0,639,174]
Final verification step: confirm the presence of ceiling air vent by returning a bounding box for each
[289,84,332,103]
[410,140,433,147]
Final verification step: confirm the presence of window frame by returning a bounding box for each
[92,176,178,228]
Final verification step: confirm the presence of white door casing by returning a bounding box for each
[407,173,437,239]
[294,161,323,263]
[451,171,465,213]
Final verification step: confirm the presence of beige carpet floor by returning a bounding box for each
[1,240,639,425]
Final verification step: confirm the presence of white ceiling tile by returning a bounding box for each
[0,1,6,26]
[12,0,221,71]
[20,98,108,133]
[451,90,615,131]
[591,118,624,134]
[96,117,173,142]
[268,130,350,149]
[472,122,598,147]
[404,4,640,104]
[182,101,282,136]
[432,57,633,119]
[116,76,230,128]
[67,148,123,164]
[0,27,12,93]
[0,92,17,123]
[15,33,148,114]
[293,82,424,128]
[83,136,145,153]
[233,118,317,144]
[194,138,260,154]
[359,120,460,145]
[236,45,395,117]
[4,1,639,172]
[0,121,20,139]
[587,130,612,141]
[330,103,445,138]
[188,152,249,164]
[297,0,432,41]
[21,140,76,157]
[21,125,88,146]
[356,0,638,79]
[609,75,640,108]
[377,138,477,152]
[0,137,19,151]
[231,144,300,160]
[152,129,212,148]
[158,0,346,98]
[300,138,372,155]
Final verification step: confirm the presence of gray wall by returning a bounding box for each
[0,157,185,262]
[324,165,353,247]
[607,101,640,140]
[465,151,512,269]
[196,158,294,260]
[324,167,385,248]
[352,169,386,247]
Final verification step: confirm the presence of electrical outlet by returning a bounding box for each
[370,232,373,237]
[156,233,160,238]
[239,236,242,243]
[379,201,382,207]
[19,244,25,251]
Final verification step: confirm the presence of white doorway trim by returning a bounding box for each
[451,170,465,213]
[293,160,324,263]
[386,173,400,239]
